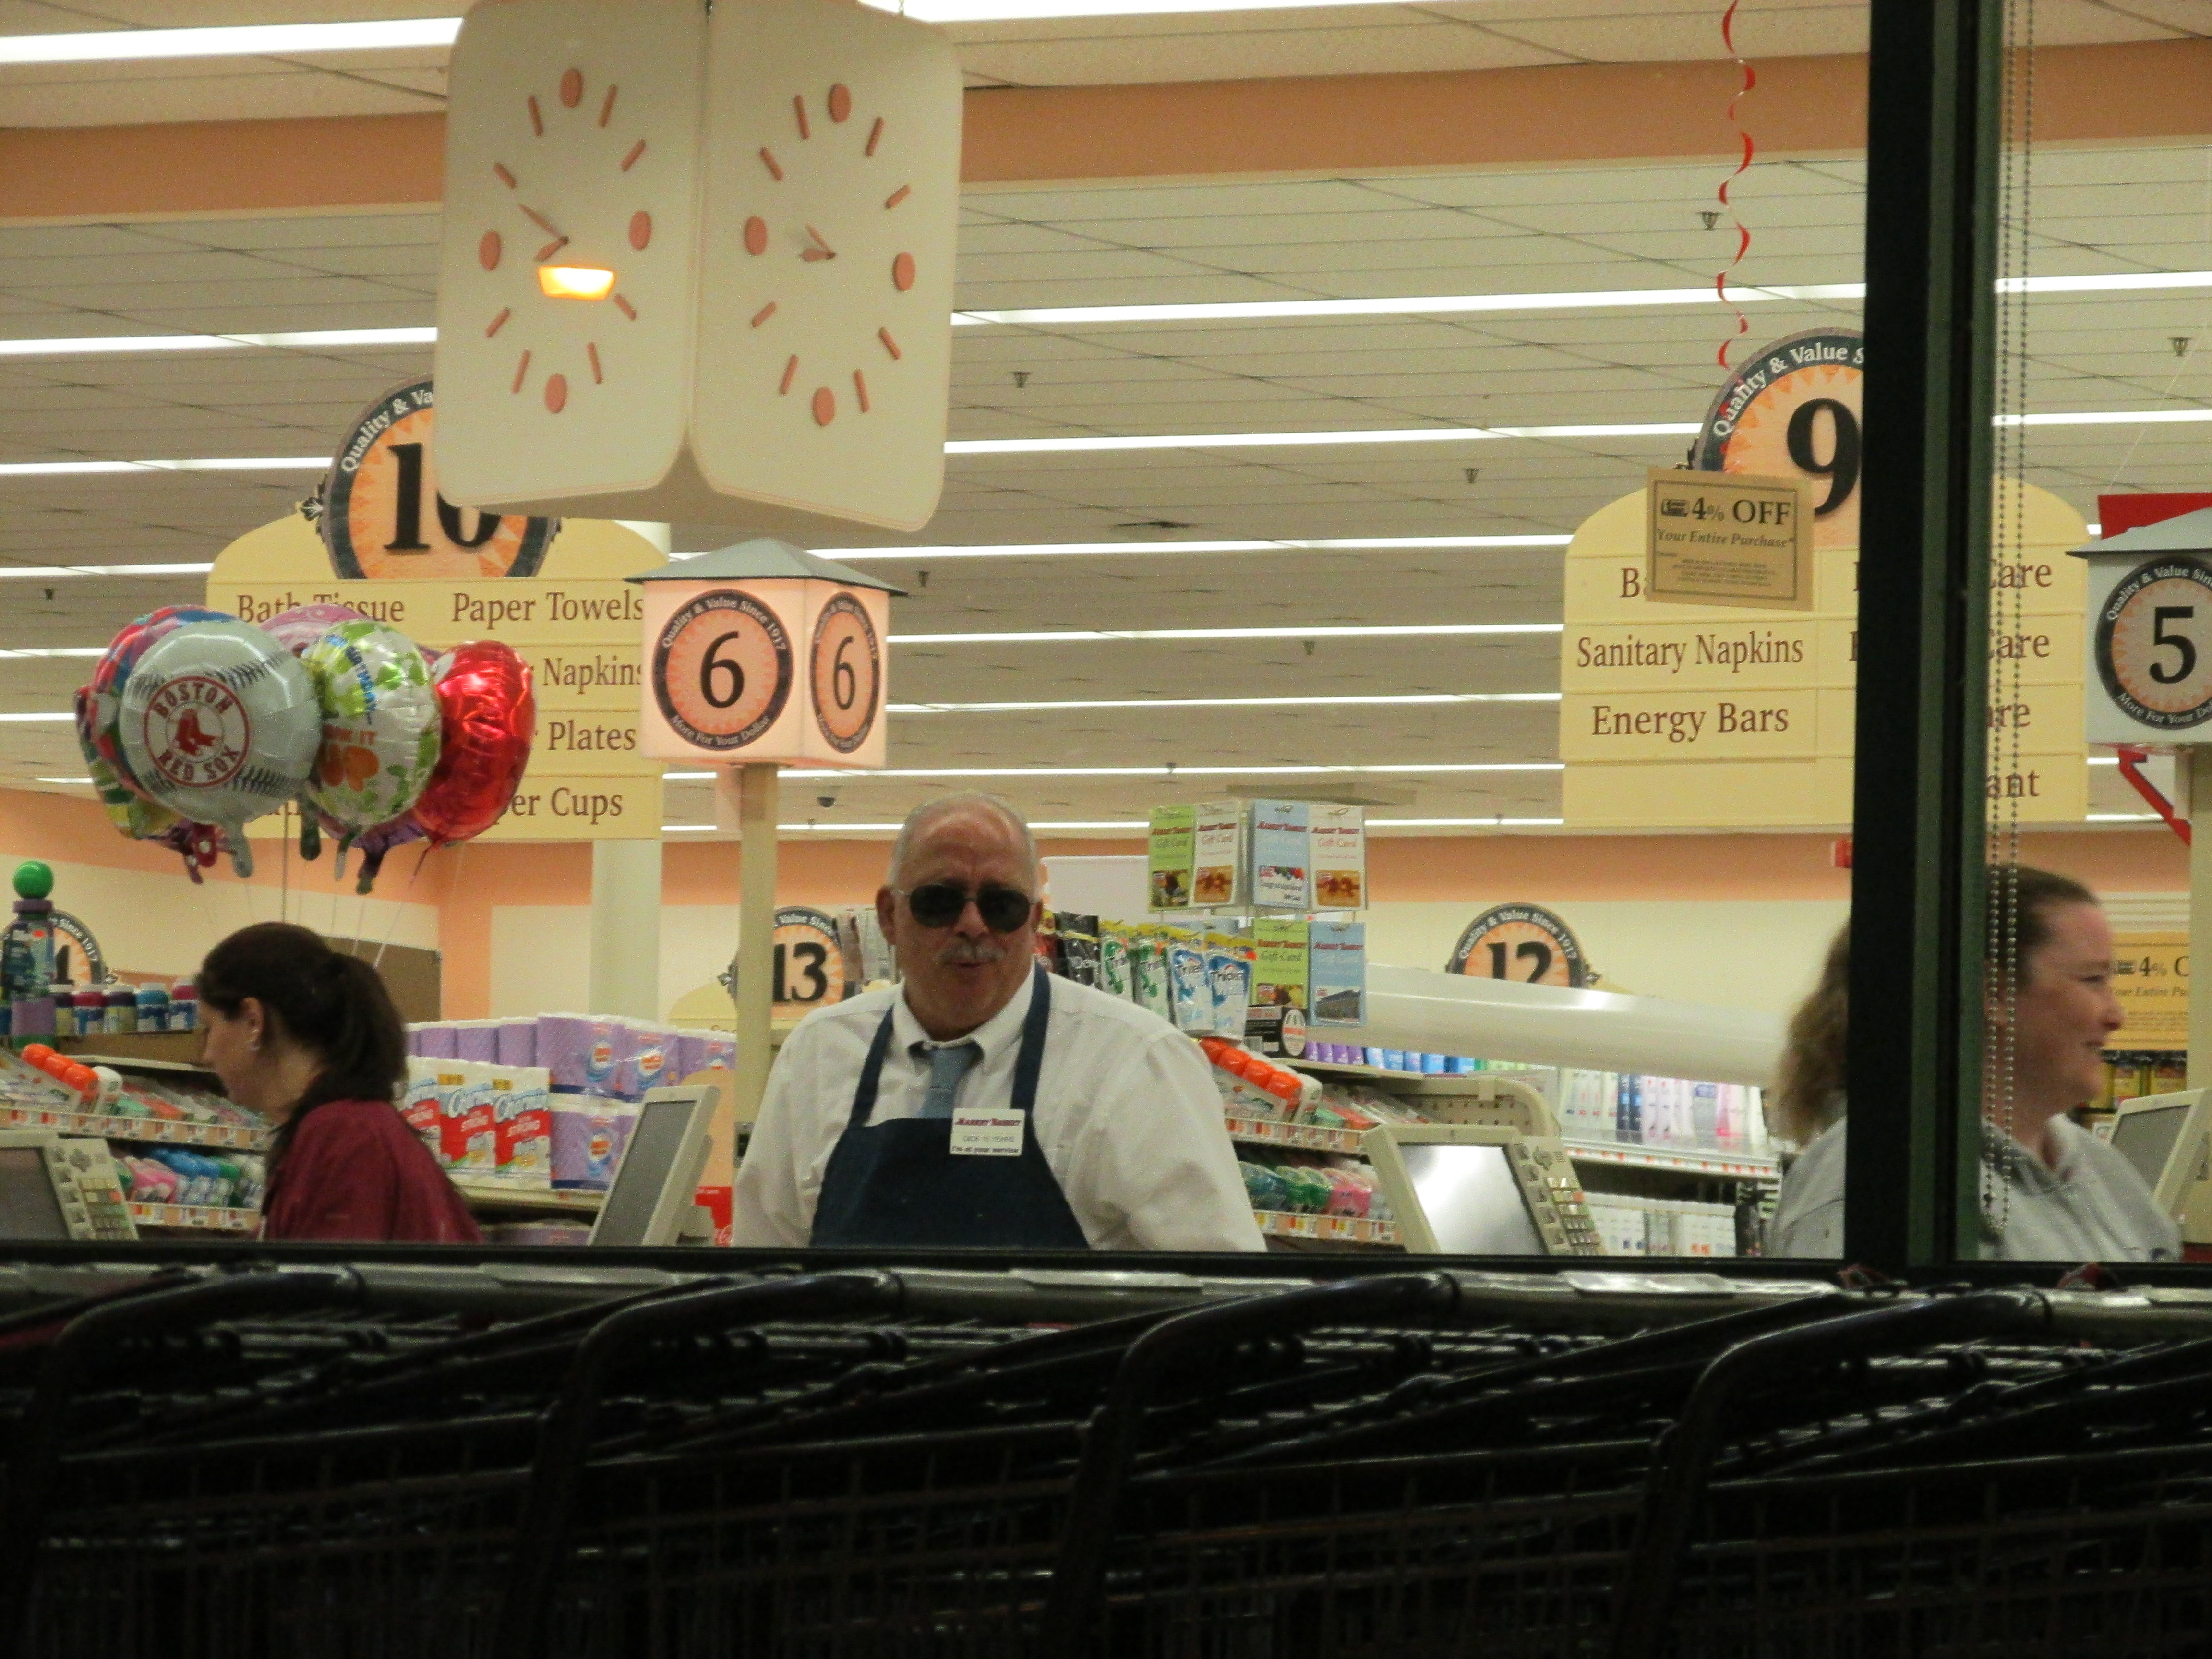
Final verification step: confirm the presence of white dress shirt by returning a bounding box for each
[1769,1115,2181,1262]
[732,972,1265,1252]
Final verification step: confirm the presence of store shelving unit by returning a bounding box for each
[0,1102,264,1152]
[126,1202,257,1233]
[1254,1208,1400,1247]
[1563,1138,1779,1182]
[1223,1113,1367,1157]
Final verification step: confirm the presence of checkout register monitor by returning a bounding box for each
[1361,1124,1603,1256]
[588,1084,720,1248]
[2108,1090,2212,1221]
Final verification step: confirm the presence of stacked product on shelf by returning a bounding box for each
[406,1016,735,1195]
[1583,1195,1742,1258]
[0,1045,267,1232]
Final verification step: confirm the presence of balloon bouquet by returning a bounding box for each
[80,605,536,893]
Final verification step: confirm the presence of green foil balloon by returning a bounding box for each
[302,619,442,840]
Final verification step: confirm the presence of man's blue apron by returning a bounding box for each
[810,965,1091,1249]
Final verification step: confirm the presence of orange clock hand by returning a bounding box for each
[802,224,837,260]
[520,204,563,238]
[534,236,570,263]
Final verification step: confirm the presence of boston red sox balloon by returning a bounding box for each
[118,620,321,878]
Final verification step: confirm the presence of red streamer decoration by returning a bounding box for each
[1715,0,1756,369]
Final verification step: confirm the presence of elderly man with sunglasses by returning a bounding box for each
[733,793,1264,1252]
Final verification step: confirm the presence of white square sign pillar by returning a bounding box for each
[434,0,961,536]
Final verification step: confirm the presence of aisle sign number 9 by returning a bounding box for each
[1692,329,1864,553]
[637,577,891,767]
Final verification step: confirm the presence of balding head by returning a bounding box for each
[878,793,1044,1040]
[887,793,1038,894]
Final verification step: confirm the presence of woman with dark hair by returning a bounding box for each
[199,922,479,1244]
[1767,867,2177,1262]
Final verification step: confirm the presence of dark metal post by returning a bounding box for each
[1845,0,2004,1272]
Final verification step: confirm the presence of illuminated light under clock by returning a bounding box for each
[539,266,616,300]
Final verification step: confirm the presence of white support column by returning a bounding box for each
[588,520,671,1021]
[589,839,663,1019]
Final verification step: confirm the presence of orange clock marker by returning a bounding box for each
[545,373,568,413]
[780,356,799,395]
[812,387,836,426]
[878,327,901,360]
[793,95,811,140]
[828,84,853,122]
[751,302,777,328]
[511,349,532,394]
[892,252,915,292]
[528,95,543,136]
[493,163,517,189]
[866,117,884,157]
[621,139,646,172]
[759,148,783,181]
[479,231,502,271]
[487,307,512,338]
[884,185,910,210]
[853,370,871,414]
[559,68,583,108]
[629,211,653,251]
[598,84,618,127]
[613,293,637,321]
[744,217,769,255]
[588,342,604,383]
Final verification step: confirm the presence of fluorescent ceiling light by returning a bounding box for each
[947,423,1698,455]
[892,622,1561,644]
[1372,817,1565,827]
[662,825,718,832]
[0,563,216,580]
[824,534,1573,561]
[0,19,461,65]
[0,714,72,723]
[2087,813,2159,821]
[1997,409,2212,427]
[890,691,1560,713]
[36,778,92,786]
[0,328,434,360]
[776,819,1148,830]
[954,284,1866,327]
[0,458,323,478]
[0,649,102,660]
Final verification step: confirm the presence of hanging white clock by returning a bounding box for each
[433,0,962,537]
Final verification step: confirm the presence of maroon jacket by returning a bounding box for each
[260,1097,483,1245]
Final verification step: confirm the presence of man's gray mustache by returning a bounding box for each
[937,940,1008,965]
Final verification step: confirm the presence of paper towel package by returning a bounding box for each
[453,1020,499,1064]
[495,1019,537,1069]
[552,1095,635,1190]
[400,1058,445,1159]
[415,1024,458,1060]
[616,1022,679,1101]
[439,1062,497,1175]
[490,1063,553,1188]
[537,1014,624,1096]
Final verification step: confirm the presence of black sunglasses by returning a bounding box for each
[897,882,1034,932]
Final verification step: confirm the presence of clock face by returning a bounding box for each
[433,0,703,507]
[692,0,962,532]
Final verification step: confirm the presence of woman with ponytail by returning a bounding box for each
[198,922,479,1244]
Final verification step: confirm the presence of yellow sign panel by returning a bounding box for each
[475,774,665,841]
[2110,932,2188,1049]
[1560,482,2092,829]
[214,580,641,646]
[1646,468,1813,611]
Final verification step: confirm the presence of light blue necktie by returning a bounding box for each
[914,1041,982,1119]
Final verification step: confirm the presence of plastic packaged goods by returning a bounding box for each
[1058,914,1100,988]
[1166,928,1211,1034]
[168,981,197,1032]
[400,1058,444,1157]
[495,1018,537,1069]
[1033,910,1063,977]
[135,982,170,1033]
[1204,929,1252,1038]
[490,1064,553,1187]
[1238,1159,1288,1211]
[552,1095,633,1190]
[440,1063,497,1175]
[1098,923,1132,1000]
[103,985,136,1035]
[1130,929,1174,1023]
[67,987,101,1039]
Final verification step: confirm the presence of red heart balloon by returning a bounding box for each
[410,641,537,847]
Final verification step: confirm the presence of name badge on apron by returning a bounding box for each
[949,1102,1024,1156]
